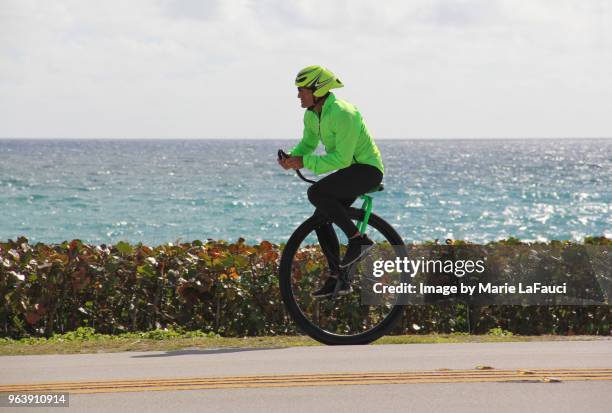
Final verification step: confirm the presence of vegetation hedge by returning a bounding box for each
[1,236,610,339]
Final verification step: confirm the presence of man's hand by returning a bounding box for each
[278,155,304,170]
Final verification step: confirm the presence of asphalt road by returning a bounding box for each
[2,340,611,412]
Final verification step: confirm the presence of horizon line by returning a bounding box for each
[1,136,611,141]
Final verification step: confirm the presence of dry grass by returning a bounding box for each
[1,334,607,356]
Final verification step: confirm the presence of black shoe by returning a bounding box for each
[311,276,353,298]
[339,234,374,268]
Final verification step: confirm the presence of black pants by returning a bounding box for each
[307,163,383,274]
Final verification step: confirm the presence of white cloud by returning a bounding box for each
[0,0,610,138]
[161,0,221,21]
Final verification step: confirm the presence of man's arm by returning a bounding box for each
[289,114,318,156]
[303,110,359,175]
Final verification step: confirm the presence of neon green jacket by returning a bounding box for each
[289,93,384,175]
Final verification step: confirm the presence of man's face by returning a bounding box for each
[297,87,315,108]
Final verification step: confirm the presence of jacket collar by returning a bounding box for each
[308,92,335,117]
[321,92,335,117]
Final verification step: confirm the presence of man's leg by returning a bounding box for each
[307,164,382,239]
[311,199,357,298]
[313,198,356,274]
[308,165,383,297]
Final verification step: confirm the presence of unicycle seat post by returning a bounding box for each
[358,194,373,234]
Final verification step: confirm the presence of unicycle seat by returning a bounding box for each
[366,183,384,194]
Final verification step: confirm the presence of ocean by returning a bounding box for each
[0,139,610,245]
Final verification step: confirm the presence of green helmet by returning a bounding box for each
[295,65,344,97]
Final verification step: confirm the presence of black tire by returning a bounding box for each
[279,207,406,345]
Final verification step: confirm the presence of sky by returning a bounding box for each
[1,0,611,139]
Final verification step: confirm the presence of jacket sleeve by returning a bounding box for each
[303,110,359,175]
[289,114,318,156]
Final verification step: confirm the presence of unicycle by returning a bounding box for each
[277,150,408,345]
